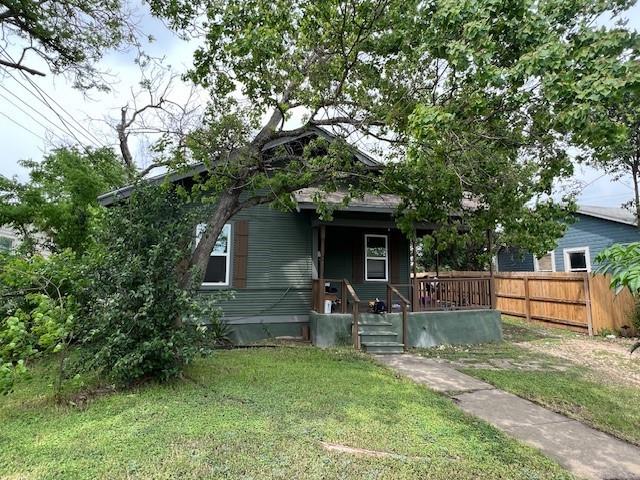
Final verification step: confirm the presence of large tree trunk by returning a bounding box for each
[176,190,240,291]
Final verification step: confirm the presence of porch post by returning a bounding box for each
[319,224,326,280]
[411,236,417,312]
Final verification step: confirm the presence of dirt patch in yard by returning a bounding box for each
[520,336,640,387]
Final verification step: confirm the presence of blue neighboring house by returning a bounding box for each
[497,205,639,273]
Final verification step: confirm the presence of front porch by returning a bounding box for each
[308,218,498,352]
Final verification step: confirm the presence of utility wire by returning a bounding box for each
[0,109,48,143]
[0,91,72,145]
[0,50,106,147]
[0,86,82,143]
[0,65,98,148]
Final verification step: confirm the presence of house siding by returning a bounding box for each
[323,226,410,301]
[497,213,640,272]
[199,204,314,319]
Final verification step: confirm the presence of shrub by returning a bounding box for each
[0,252,78,394]
[74,185,225,386]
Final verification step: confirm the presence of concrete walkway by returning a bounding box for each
[375,354,640,480]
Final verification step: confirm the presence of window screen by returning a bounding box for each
[365,234,388,281]
[196,224,231,285]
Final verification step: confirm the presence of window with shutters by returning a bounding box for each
[534,251,555,272]
[195,223,231,286]
[364,234,388,281]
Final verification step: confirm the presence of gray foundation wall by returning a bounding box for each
[309,311,353,347]
[309,309,503,348]
[404,310,502,348]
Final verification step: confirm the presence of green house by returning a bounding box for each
[99,130,501,352]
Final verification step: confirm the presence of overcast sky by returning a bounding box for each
[0,4,638,209]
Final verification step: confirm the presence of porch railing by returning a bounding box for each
[387,284,409,350]
[311,278,361,350]
[344,279,361,350]
[392,276,494,312]
[413,276,494,311]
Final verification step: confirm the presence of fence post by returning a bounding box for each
[489,274,497,309]
[524,276,531,322]
[583,273,594,336]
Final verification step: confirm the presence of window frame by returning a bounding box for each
[196,223,232,287]
[0,235,14,252]
[533,250,556,272]
[364,233,389,282]
[563,246,591,273]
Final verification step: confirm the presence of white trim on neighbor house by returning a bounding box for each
[533,250,556,272]
[563,246,591,273]
[364,233,388,282]
[196,223,232,287]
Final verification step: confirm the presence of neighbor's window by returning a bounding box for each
[534,251,555,272]
[0,236,13,252]
[196,224,231,285]
[564,247,590,273]
[365,234,388,281]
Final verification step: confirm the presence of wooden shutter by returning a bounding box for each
[352,230,364,284]
[232,220,249,288]
[390,230,404,284]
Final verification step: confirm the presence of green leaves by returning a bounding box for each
[0,147,129,254]
[596,242,640,294]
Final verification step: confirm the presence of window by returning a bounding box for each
[534,251,555,272]
[0,236,13,252]
[196,224,231,285]
[365,234,388,281]
[563,247,591,272]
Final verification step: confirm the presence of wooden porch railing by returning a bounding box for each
[311,278,361,349]
[387,284,409,350]
[392,276,494,312]
[344,279,361,350]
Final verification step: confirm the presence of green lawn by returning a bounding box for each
[0,347,572,479]
[416,317,640,446]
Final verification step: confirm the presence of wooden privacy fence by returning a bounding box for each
[494,272,637,335]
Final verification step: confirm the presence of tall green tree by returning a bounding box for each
[142,0,632,292]
[548,26,640,225]
[0,147,129,253]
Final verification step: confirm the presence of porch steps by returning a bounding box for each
[360,341,405,354]
[358,313,404,354]
[358,331,398,344]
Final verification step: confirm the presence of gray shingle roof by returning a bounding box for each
[577,205,637,226]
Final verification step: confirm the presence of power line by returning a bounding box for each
[0,86,79,142]
[0,91,71,145]
[0,109,48,143]
[0,50,106,147]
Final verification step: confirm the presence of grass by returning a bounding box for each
[416,317,640,446]
[0,347,573,479]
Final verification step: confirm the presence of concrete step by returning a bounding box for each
[359,331,399,343]
[357,318,393,327]
[361,341,405,354]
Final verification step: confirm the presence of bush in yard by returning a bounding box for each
[596,243,640,349]
[74,185,227,386]
[0,252,79,394]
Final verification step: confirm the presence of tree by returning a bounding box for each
[73,185,227,385]
[0,0,137,89]
[548,26,640,225]
[140,0,632,295]
[0,147,129,253]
